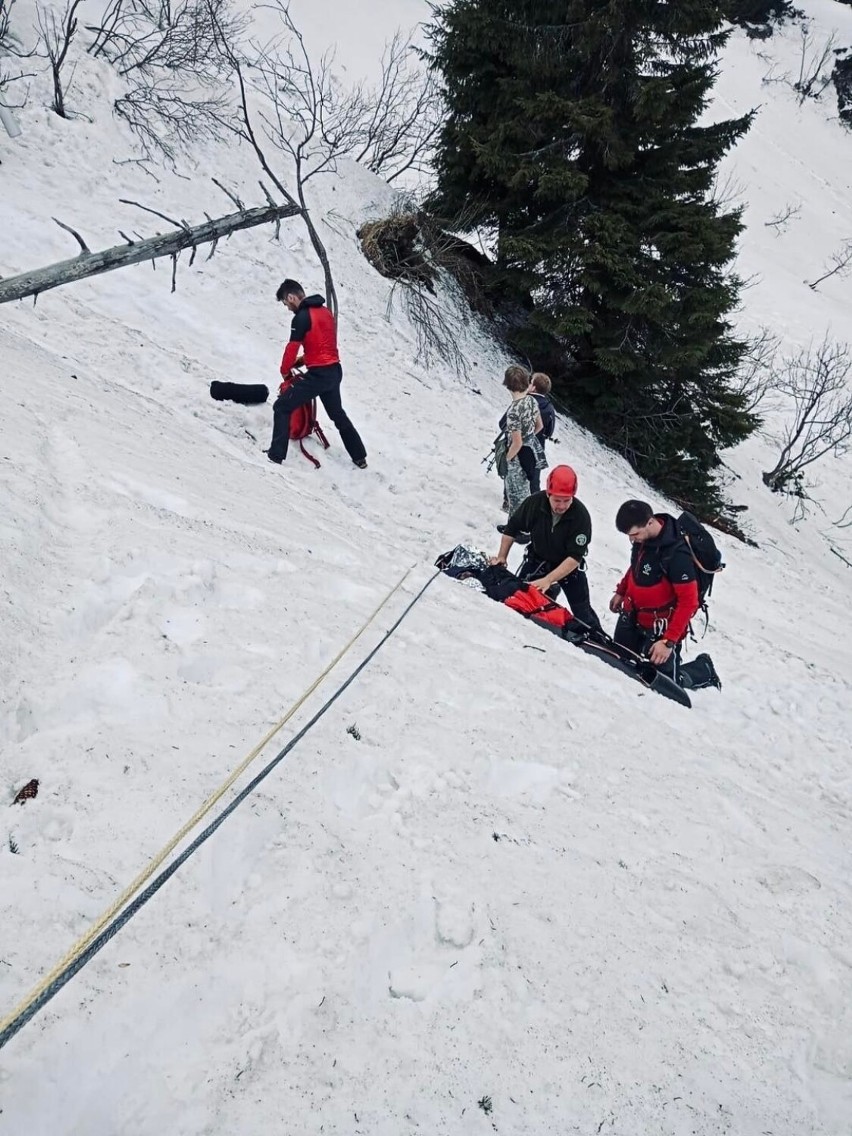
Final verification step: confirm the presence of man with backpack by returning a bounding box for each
[266,280,368,468]
[491,464,603,632]
[610,500,722,690]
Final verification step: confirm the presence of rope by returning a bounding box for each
[0,567,438,1051]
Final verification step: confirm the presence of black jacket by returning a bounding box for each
[504,492,592,565]
[532,393,555,440]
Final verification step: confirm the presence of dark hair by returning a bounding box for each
[530,372,552,394]
[276,279,305,302]
[503,364,531,393]
[615,500,653,533]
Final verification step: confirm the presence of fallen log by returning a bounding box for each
[0,200,301,304]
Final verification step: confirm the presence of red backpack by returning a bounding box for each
[280,372,330,468]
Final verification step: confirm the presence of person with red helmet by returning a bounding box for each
[490,464,602,631]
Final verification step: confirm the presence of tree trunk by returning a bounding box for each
[0,102,22,139]
[0,202,301,304]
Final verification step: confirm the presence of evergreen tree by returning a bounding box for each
[723,2,802,39]
[427,1,759,517]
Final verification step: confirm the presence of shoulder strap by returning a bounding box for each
[299,439,321,468]
[682,532,725,577]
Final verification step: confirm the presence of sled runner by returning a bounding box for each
[435,547,692,708]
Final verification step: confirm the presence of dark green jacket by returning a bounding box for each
[504,492,592,566]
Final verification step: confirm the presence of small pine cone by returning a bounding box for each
[13,779,39,805]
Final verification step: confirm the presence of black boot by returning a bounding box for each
[680,652,721,691]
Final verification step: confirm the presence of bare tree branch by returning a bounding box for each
[764,202,801,235]
[0,198,300,303]
[762,338,852,493]
[761,25,839,106]
[794,26,837,103]
[35,0,85,118]
[114,76,229,167]
[1,0,36,114]
[86,0,242,166]
[732,326,781,415]
[52,216,90,253]
[118,197,185,227]
[807,239,852,291]
[352,30,443,184]
[86,0,244,81]
[209,0,345,316]
[208,4,446,316]
[211,175,243,210]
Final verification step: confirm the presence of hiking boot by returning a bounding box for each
[354,459,368,469]
[696,652,722,690]
[680,652,722,691]
[265,451,283,465]
[561,623,588,645]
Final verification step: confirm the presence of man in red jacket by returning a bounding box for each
[610,500,721,690]
[266,280,367,466]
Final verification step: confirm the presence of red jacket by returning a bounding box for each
[280,294,339,375]
[615,515,699,643]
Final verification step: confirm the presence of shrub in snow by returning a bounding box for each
[833,48,852,128]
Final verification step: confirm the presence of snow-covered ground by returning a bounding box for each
[1,2,851,1133]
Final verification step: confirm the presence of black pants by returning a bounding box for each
[501,446,539,510]
[268,363,366,463]
[519,446,542,494]
[613,613,717,689]
[519,552,603,633]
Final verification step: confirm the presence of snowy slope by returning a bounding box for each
[1,2,852,1134]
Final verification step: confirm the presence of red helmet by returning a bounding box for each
[546,465,577,496]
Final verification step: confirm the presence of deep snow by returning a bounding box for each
[1,1,852,1133]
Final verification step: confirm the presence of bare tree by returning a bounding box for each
[763,338,852,493]
[87,0,243,80]
[114,74,229,164]
[764,202,801,235]
[208,3,448,317]
[84,0,242,165]
[352,30,443,185]
[733,326,781,415]
[760,26,838,106]
[209,0,374,318]
[35,0,85,118]
[794,26,837,103]
[807,239,852,291]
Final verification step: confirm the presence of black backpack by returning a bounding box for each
[675,511,724,607]
[532,393,556,440]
